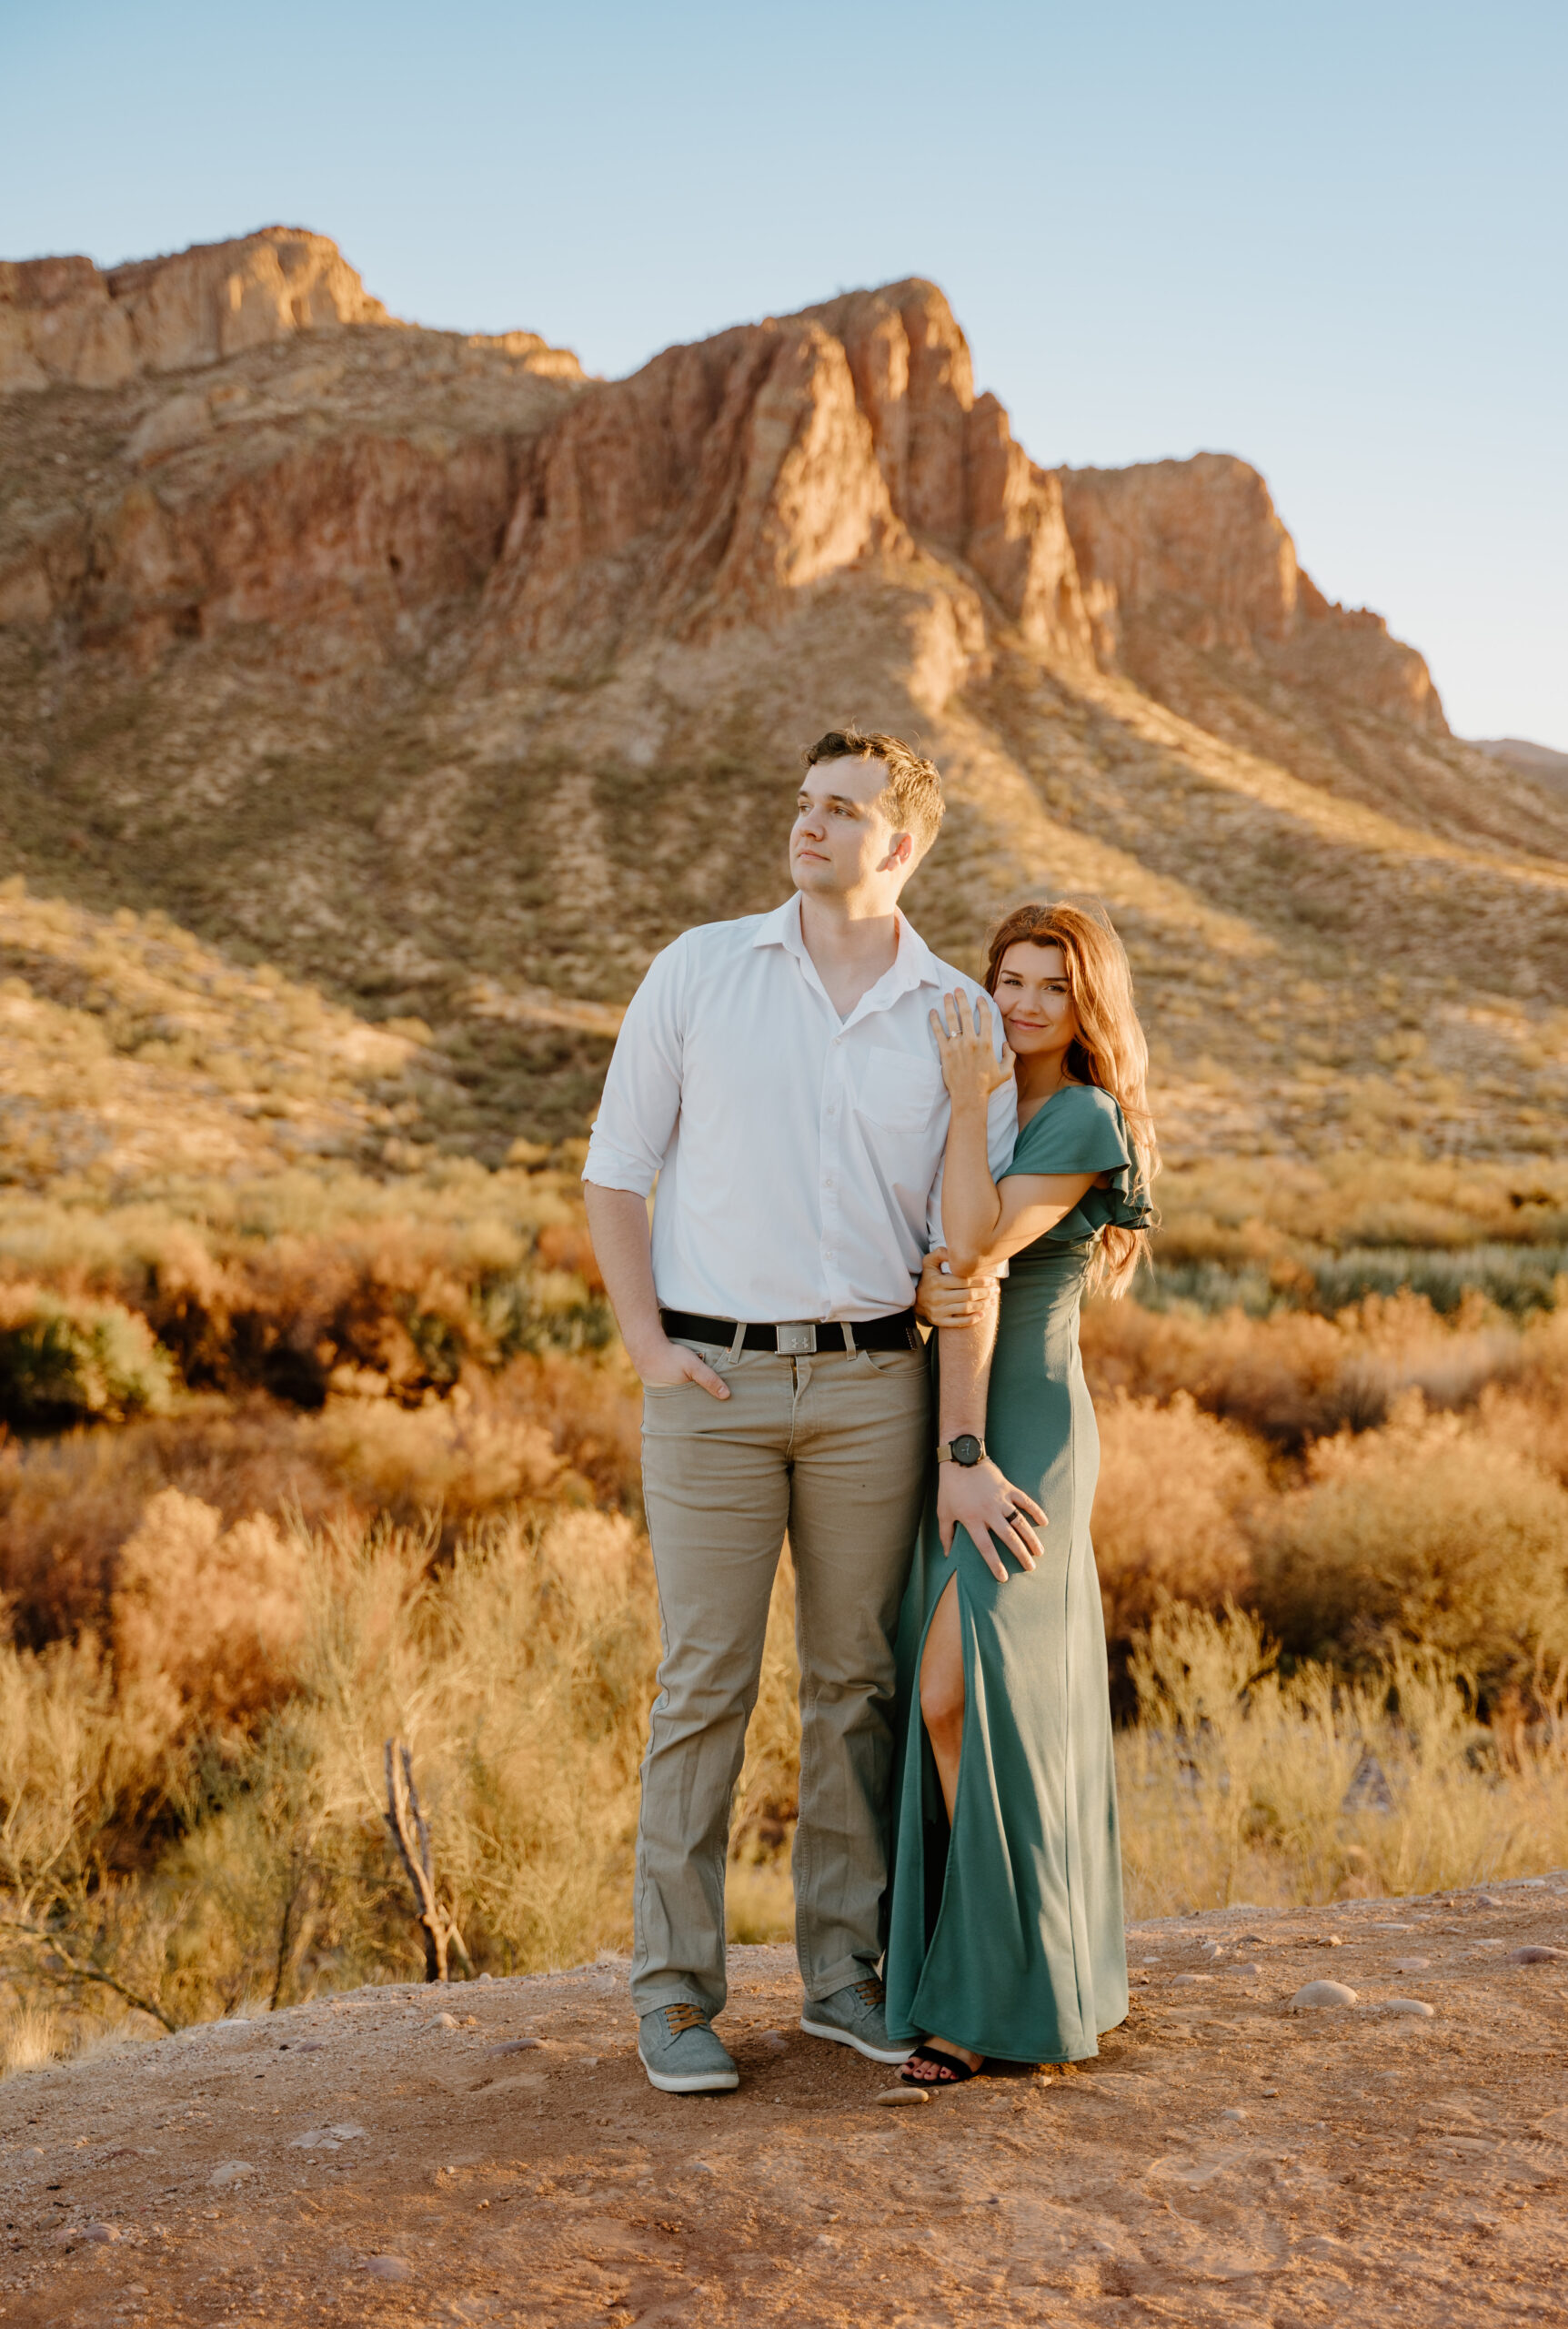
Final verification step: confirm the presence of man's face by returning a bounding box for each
[789,758,910,900]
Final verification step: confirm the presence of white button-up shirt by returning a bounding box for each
[583,894,1017,1322]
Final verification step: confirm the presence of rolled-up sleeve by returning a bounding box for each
[582,937,688,1195]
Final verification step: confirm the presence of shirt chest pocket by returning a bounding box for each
[853,1045,948,1134]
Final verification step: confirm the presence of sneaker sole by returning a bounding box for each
[799,2015,912,2065]
[638,2048,739,2094]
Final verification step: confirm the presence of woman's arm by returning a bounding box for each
[934,1313,1047,1584]
[931,995,1094,1273]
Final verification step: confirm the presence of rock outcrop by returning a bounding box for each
[0,229,397,393]
[485,279,1093,672]
[1060,453,1448,731]
[0,233,1442,737]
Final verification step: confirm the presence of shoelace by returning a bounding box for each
[665,2002,709,2036]
[852,1977,886,2011]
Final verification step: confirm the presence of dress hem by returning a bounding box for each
[884,2007,1128,2065]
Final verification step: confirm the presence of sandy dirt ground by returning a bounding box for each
[3,1877,1565,2328]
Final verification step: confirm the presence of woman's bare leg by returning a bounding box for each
[909,1575,983,2078]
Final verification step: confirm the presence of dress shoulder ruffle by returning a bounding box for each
[1000,1084,1153,1247]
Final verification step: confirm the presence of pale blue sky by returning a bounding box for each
[5,0,1564,746]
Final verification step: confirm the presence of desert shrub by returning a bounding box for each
[0,1354,641,1648]
[112,1490,308,1739]
[1150,1247,1568,1319]
[0,1165,614,1410]
[1082,1288,1528,1447]
[1091,1393,1265,1648]
[0,1285,173,1428]
[1156,1153,1568,1265]
[0,1504,666,2023]
[1249,1396,1568,1697]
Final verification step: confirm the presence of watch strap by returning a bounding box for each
[936,1437,985,1464]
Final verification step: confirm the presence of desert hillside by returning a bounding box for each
[3,229,1565,1158]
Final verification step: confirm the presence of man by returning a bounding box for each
[583,726,1043,2094]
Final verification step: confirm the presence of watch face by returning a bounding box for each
[952,1434,981,1466]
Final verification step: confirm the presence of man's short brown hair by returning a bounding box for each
[801,726,945,862]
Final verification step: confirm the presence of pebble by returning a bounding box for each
[1382,1999,1435,2018]
[1172,1973,1212,1986]
[431,2012,460,2030]
[361,2256,413,2283]
[83,2223,119,2243]
[1508,1945,1567,1964]
[1393,1958,1432,1972]
[1290,1981,1358,2011]
[760,2031,789,2052]
[1473,1893,1508,1909]
[1224,1962,1263,1978]
[1220,2107,1248,2122]
[208,2162,255,2188]
[876,2085,930,2107]
[290,2123,367,2151]
[487,2036,543,2056]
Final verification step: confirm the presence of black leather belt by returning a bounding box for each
[659,1307,920,1355]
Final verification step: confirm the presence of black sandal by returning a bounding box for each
[900,2042,981,2087]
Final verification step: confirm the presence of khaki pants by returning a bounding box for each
[633,1340,930,2019]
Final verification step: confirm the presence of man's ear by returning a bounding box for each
[882,830,916,872]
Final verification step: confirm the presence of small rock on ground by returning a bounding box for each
[1291,1981,1358,2010]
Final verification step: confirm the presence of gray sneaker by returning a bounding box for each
[799,1974,911,2064]
[638,2004,739,2094]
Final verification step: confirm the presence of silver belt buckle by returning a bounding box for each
[774,1321,818,1356]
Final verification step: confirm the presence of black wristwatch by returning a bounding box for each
[937,1435,985,1467]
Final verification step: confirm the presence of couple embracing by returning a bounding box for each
[583,725,1158,2092]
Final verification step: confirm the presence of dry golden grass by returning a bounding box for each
[0,1506,1563,2047]
[0,1505,664,2032]
[1117,1601,1568,1918]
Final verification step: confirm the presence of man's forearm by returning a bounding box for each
[583,1183,664,1366]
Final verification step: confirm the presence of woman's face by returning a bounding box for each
[992,941,1079,1059]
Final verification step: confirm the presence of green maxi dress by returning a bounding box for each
[885,1081,1151,2063]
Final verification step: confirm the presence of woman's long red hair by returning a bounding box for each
[983,897,1159,1296]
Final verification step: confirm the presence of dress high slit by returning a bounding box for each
[884,1083,1150,2064]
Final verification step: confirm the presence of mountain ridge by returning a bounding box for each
[2,229,1563,1165]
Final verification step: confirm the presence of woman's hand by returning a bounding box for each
[930,990,1013,1111]
[916,1249,997,1329]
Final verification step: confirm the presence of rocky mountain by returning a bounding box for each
[2,230,1564,1164]
[1476,738,1568,797]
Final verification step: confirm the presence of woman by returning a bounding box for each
[889,898,1158,2085]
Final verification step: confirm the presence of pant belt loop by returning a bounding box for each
[841,1319,857,1356]
[729,1318,747,1362]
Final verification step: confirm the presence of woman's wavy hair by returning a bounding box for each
[982,896,1160,1297]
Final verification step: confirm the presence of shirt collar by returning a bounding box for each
[755,893,944,1003]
